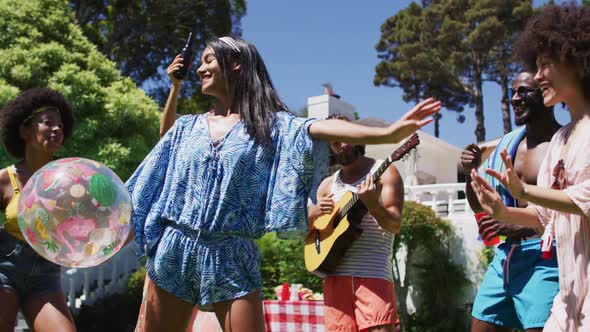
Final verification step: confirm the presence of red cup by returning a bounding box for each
[541,239,554,259]
[475,212,500,246]
[281,282,290,301]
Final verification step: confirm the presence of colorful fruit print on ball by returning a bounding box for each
[17,157,131,268]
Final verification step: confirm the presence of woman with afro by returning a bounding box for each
[471,3,590,331]
[0,88,76,332]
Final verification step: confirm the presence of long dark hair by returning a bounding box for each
[207,36,288,144]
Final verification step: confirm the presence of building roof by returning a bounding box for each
[355,117,462,152]
[354,117,389,128]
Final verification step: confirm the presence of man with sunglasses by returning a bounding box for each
[462,71,561,332]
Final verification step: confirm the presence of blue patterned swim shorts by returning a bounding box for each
[145,224,262,311]
[472,237,559,329]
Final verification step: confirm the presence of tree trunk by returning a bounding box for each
[474,68,486,142]
[434,113,441,138]
[500,74,512,133]
[393,249,411,331]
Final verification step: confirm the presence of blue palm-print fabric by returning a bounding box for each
[145,226,263,309]
[126,111,329,258]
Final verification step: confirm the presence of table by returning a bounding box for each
[264,300,325,332]
[189,300,325,332]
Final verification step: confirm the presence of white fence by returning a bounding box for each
[405,182,472,215]
[60,241,141,314]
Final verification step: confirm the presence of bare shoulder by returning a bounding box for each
[317,174,335,197]
[0,167,10,203]
[534,140,553,155]
[380,163,402,186]
[0,167,10,186]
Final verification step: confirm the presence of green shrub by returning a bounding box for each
[395,201,470,332]
[256,233,323,299]
[479,246,495,269]
[127,267,147,301]
[0,0,160,180]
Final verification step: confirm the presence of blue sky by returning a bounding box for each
[241,0,570,147]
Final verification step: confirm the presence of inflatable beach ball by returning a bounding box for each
[17,157,131,268]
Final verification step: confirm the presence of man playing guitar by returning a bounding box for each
[309,114,403,332]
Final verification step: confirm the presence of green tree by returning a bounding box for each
[69,0,246,113]
[394,201,470,332]
[256,233,323,299]
[375,2,469,138]
[297,106,308,118]
[0,0,161,180]
[376,0,533,142]
[469,0,533,134]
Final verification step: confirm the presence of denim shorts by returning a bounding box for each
[0,231,62,301]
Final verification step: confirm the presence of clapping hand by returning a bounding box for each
[485,149,526,200]
[470,169,508,219]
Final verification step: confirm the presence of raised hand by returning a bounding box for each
[387,98,442,143]
[461,144,485,172]
[485,148,526,200]
[167,54,185,86]
[308,98,440,144]
[471,169,508,219]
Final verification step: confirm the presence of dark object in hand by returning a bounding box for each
[173,33,194,80]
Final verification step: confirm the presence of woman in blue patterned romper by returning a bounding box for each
[127,36,441,332]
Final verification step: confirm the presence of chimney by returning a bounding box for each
[306,83,355,120]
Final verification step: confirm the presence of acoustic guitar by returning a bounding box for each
[304,133,420,274]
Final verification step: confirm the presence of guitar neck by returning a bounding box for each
[337,133,419,219]
[338,158,394,217]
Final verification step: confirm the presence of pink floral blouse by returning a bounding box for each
[529,121,590,331]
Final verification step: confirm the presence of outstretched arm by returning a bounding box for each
[308,98,441,144]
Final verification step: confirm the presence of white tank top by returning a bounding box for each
[329,160,395,280]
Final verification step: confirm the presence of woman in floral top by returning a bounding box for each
[471,4,590,331]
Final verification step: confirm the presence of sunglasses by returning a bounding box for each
[510,86,541,99]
